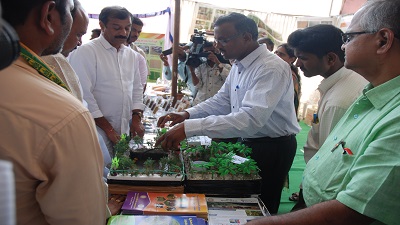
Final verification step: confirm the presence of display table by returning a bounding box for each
[108,184,184,195]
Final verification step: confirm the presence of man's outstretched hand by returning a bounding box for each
[155,123,187,151]
[157,111,190,128]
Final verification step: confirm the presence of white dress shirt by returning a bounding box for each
[303,67,367,163]
[0,160,14,225]
[185,45,301,138]
[42,53,83,102]
[69,34,145,135]
[130,44,149,88]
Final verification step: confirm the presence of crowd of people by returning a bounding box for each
[1,0,400,224]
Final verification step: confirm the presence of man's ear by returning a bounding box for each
[377,28,394,54]
[242,32,252,42]
[39,1,57,35]
[326,52,337,65]
[99,21,106,31]
[289,56,296,64]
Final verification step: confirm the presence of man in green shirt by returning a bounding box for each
[247,0,400,224]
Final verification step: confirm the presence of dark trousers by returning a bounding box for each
[241,135,297,214]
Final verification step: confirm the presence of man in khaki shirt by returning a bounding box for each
[0,0,107,224]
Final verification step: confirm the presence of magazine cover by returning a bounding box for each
[107,215,201,225]
[208,216,260,225]
[206,197,269,225]
[121,192,208,219]
[206,197,268,216]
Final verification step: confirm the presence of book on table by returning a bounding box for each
[121,192,208,219]
[107,215,206,225]
[206,197,270,225]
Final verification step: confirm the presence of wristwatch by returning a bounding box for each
[132,111,143,119]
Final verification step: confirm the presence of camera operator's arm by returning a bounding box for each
[189,66,200,86]
[159,53,169,67]
[177,47,188,62]
[208,52,223,72]
[159,53,172,80]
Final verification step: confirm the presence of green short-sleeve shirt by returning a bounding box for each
[303,75,400,225]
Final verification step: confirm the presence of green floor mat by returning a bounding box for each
[277,121,310,214]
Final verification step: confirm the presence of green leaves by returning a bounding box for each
[132,135,143,145]
[114,133,130,158]
[185,141,260,179]
[237,159,259,176]
[143,158,156,176]
[118,156,135,170]
[160,127,168,135]
[111,157,120,170]
[177,79,187,93]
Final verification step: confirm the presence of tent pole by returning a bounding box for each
[171,0,181,106]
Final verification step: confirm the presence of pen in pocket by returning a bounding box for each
[313,113,319,124]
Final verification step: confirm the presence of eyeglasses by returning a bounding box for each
[341,31,376,44]
[214,33,242,46]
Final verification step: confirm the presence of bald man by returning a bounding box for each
[42,0,112,178]
[61,0,89,57]
[43,0,88,101]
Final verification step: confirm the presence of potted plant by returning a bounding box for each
[107,129,184,182]
[181,140,262,195]
[176,79,187,100]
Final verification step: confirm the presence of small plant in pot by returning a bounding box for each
[108,131,184,181]
[176,79,187,100]
[177,79,187,94]
[182,141,261,180]
[182,140,262,195]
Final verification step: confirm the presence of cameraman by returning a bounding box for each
[160,46,197,96]
[189,41,231,105]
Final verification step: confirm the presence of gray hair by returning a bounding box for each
[358,0,400,37]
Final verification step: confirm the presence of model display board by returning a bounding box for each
[107,130,262,196]
[107,132,184,185]
[182,140,262,195]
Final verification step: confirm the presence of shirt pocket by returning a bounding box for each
[316,148,355,193]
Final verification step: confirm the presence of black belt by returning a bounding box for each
[241,134,295,143]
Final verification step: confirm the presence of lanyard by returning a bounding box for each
[19,42,70,92]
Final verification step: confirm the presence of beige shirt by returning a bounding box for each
[303,67,368,163]
[42,53,83,101]
[193,63,230,106]
[0,58,107,225]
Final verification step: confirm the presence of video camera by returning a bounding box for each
[186,29,209,68]
[161,29,229,69]
[0,5,20,70]
[190,29,206,49]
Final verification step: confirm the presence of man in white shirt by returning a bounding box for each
[156,12,301,214]
[69,6,145,156]
[127,16,149,92]
[189,41,231,105]
[287,24,368,210]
